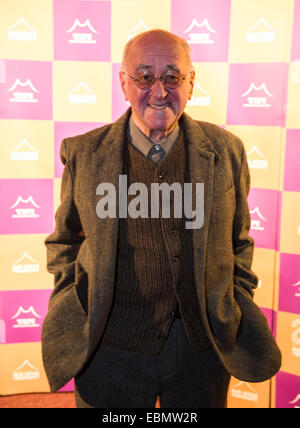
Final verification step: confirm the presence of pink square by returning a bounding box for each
[276,372,300,408]
[283,130,300,192]
[227,63,288,126]
[0,60,52,120]
[112,63,130,122]
[0,179,54,234]
[248,188,281,250]
[171,0,231,62]
[58,378,74,392]
[279,253,300,314]
[0,289,52,344]
[54,121,105,178]
[291,0,300,61]
[53,0,111,61]
[260,307,275,334]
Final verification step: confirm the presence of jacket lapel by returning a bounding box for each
[179,113,220,300]
[88,109,130,344]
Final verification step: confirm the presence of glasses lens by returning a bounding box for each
[133,71,183,89]
[135,73,155,89]
[164,72,182,89]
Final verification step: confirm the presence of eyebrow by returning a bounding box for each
[135,64,180,72]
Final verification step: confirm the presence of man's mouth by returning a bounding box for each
[148,103,170,110]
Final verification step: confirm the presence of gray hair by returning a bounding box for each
[121,29,192,71]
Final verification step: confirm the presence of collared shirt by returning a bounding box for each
[128,115,180,164]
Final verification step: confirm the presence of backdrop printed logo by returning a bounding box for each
[248,188,280,250]
[246,16,275,43]
[0,289,51,343]
[12,251,40,274]
[171,0,231,61]
[53,0,111,61]
[227,63,288,126]
[7,16,37,41]
[0,179,53,234]
[0,60,52,120]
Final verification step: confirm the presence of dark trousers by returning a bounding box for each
[75,319,230,408]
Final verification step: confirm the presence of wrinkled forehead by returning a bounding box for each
[126,36,189,74]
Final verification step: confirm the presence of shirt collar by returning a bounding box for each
[128,114,180,158]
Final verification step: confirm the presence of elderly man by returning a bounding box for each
[42,29,281,408]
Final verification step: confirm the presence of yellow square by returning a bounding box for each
[252,247,276,310]
[226,126,284,190]
[276,311,300,377]
[286,61,300,129]
[0,234,52,291]
[0,343,50,395]
[53,61,112,122]
[185,63,229,125]
[280,191,300,254]
[0,120,54,178]
[111,0,171,62]
[229,0,294,62]
[228,377,270,408]
[0,0,53,61]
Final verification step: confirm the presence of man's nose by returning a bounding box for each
[150,78,169,98]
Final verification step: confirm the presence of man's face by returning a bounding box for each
[120,34,195,140]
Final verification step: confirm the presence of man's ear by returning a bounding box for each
[188,69,196,100]
[119,71,128,101]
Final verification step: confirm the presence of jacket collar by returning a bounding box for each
[97,108,221,162]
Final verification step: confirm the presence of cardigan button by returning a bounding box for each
[167,229,176,235]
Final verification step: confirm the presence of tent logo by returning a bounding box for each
[67,19,98,44]
[69,81,96,104]
[12,252,40,274]
[246,17,275,43]
[10,196,40,218]
[127,20,150,41]
[231,381,258,402]
[242,83,272,108]
[8,79,39,103]
[187,82,211,106]
[247,146,268,170]
[13,360,40,381]
[10,138,39,161]
[11,306,41,329]
[183,19,216,44]
[250,207,267,231]
[8,16,37,41]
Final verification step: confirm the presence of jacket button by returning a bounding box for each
[158,172,165,179]
[167,229,175,235]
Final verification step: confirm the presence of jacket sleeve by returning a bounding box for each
[42,139,90,391]
[43,139,87,336]
[232,143,258,299]
[46,139,84,294]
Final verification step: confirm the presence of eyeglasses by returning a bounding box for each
[121,70,190,90]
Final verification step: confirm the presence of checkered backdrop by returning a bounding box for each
[0,0,299,408]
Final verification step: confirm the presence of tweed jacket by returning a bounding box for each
[42,108,281,392]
